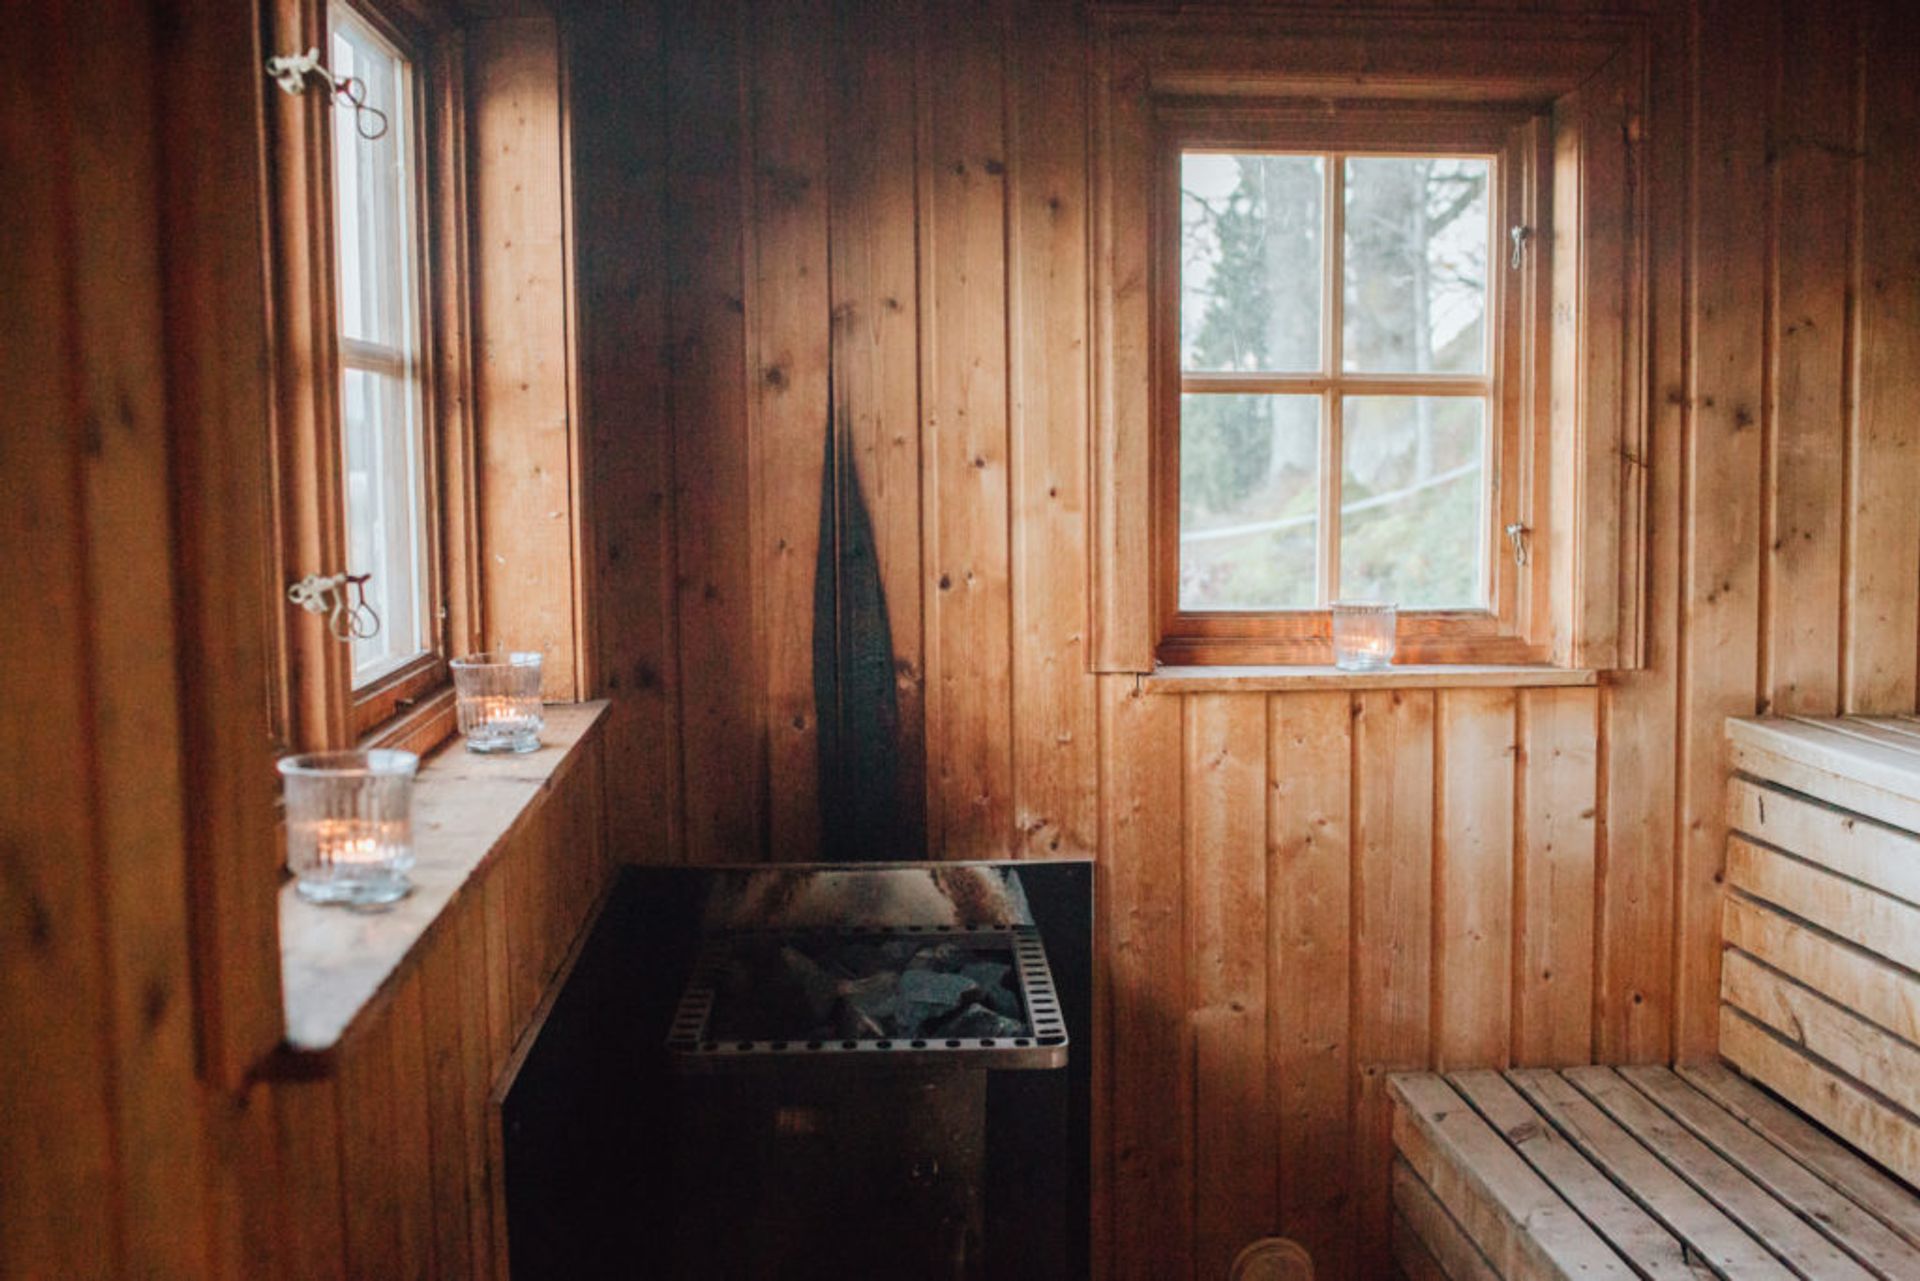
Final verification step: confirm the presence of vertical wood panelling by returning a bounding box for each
[1762,0,1852,716]
[571,1,681,863]
[1007,0,1099,861]
[1184,695,1273,1281]
[469,18,585,699]
[272,1080,347,1281]
[1268,691,1354,1281]
[1100,676,1190,1281]
[828,0,928,851]
[1433,689,1517,1069]
[1514,686,1598,1067]
[747,0,832,861]
[1846,0,1920,713]
[667,0,761,864]
[918,0,1015,859]
[1674,0,1769,1063]
[1350,689,1436,1281]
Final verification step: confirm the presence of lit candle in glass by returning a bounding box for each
[451,652,545,754]
[1331,601,1397,671]
[280,750,418,908]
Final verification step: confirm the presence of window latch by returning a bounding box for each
[1509,224,1533,270]
[1504,523,1531,568]
[288,571,381,643]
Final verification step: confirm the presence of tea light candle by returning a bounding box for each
[279,750,418,908]
[451,652,545,754]
[1331,601,1397,671]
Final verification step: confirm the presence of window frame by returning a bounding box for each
[1154,103,1554,666]
[267,0,481,757]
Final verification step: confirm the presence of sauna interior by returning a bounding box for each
[8,0,1920,1276]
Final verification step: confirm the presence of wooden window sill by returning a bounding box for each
[275,699,609,1067]
[1143,664,1596,694]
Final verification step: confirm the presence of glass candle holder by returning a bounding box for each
[1331,601,1398,671]
[279,750,418,908]
[451,651,545,754]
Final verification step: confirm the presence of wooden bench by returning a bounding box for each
[1391,716,1920,1279]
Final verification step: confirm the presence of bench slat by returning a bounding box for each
[1722,951,1920,1119]
[1618,1065,1920,1280]
[1394,1157,1502,1281]
[1445,1069,1706,1280]
[1390,1074,1636,1280]
[1726,838,1920,974]
[1726,778,1920,909]
[1564,1065,1876,1280]
[1723,896,1920,1046]
[1506,1068,1793,1277]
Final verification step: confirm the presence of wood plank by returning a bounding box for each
[1353,691,1436,1279]
[1727,778,1920,908]
[1723,894,1920,1046]
[1678,1062,1920,1250]
[1447,1071,1702,1280]
[1718,1010,1920,1193]
[1728,720,1920,834]
[389,976,436,1280]
[1269,691,1354,1281]
[1099,674,1191,1280]
[918,0,1015,859]
[1507,1068,1791,1277]
[569,0,682,865]
[1619,1064,1920,1278]
[1762,0,1853,716]
[272,1078,347,1281]
[1726,836,1920,973]
[338,1019,402,1277]
[1392,1210,1461,1281]
[665,0,761,864]
[1565,1063,1876,1280]
[1513,688,1598,1066]
[827,0,927,855]
[1676,0,1770,1065]
[1392,1159,1500,1281]
[469,17,583,698]
[418,926,474,1279]
[1593,0,1684,1068]
[1721,950,1920,1119]
[1390,1074,1635,1280]
[1185,694,1272,1281]
[1434,690,1517,1069]
[1006,0,1098,862]
[746,0,830,861]
[1845,0,1920,714]
[456,893,498,1280]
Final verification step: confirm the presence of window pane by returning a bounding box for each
[1340,396,1486,607]
[1342,157,1490,374]
[331,3,429,689]
[1181,153,1324,373]
[1180,393,1320,611]
[342,368,430,684]
[331,11,409,348]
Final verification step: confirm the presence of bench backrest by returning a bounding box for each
[1723,715,1920,1188]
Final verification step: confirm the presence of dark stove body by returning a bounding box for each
[498,862,1091,1281]
[664,867,1069,1281]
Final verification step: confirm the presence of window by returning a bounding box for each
[1151,107,1556,666]
[1090,13,1649,675]
[330,4,434,695]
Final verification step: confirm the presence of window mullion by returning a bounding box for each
[1323,152,1344,605]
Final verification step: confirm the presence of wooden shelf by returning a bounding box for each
[1144,664,1597,694]
[277,700,609,1063]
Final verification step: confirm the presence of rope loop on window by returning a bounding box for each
[265,47,389,141]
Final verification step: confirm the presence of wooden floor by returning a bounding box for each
[1391,1064,1920,1280]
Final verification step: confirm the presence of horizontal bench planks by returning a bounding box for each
[1389,1073,1637,1281]
[1391,1157,1500,1281]
[1618,1065,1920,1278]
[1725,837,1920,973]
[1727,717,1920,835]
[1722,894,1920,1054]
[1718,1009,1920,1192]
[1721,951,1920,1119]
[1726,777,1920,908]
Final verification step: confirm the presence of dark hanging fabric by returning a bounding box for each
[813,388,904,861]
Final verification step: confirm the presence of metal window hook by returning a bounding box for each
[265,47,389,141]
[287,571,382,643]
[1509,224,1534,270]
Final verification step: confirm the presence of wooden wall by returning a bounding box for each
[574,0,1920,1278]
[0,2,617,1277]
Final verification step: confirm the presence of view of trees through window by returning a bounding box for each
[1179,150,1492,612]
